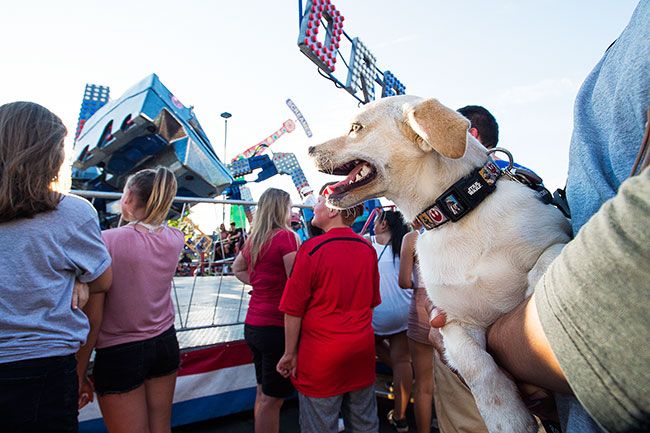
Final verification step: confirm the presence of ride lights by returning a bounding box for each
[381,70,407,97]
[273,153,310,191]
[298,0,344,73]
[75,84,110,140]
[346,38,377,102]
[296,0,408,105]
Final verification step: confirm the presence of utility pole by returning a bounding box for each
[220,112,232,226]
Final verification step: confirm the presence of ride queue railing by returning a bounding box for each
[71,190,313,340]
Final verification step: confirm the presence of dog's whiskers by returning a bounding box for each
[326,158,335,175]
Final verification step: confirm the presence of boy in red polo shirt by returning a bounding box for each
[277,193,381,433]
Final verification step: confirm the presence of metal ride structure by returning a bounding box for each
[297,0,408,105]
[224,99,314,224]
[296,0,409,230]
[71,74,233,227]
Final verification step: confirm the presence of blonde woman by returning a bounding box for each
[77,167,184,433]
[233,188,300,433]
[0,101,112,432]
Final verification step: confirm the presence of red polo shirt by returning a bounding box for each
[280,227,381,397]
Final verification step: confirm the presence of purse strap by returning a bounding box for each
[630,108,650,177]
[377,241,390,262]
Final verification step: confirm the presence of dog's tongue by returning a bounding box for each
[329,163,365,193]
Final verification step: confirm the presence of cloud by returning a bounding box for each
[497,78,578,105]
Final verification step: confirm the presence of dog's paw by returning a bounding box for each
[474,372,538,433]
[481,403,537,433]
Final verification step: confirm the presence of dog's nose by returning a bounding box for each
[308,146,316,155]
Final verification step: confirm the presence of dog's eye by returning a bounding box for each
[349,123,363,134]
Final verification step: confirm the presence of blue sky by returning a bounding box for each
[0,1,639,231]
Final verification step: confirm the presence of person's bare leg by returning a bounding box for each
[254,391,284,433]
[254,385,263,421]
[389,332,413,420]
[98,385,150,433]
[144,372,177,433]
[409,338,434,433]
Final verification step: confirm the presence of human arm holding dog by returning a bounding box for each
[485,166,650,430]
[485,168,650,431]
[486,295,571,393]
[428,287,571,393]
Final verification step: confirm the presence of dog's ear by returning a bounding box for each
[405,98,469,159]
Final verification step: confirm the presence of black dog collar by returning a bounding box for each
[415,158,502,230]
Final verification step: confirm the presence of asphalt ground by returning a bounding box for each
[173,397,431,433]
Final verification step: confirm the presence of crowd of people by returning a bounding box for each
[176,221,247,276]
[0,2,648,433]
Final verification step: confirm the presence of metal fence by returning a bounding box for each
[71,190,287,345]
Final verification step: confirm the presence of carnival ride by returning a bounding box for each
[74,1,407,430]
[71,73,318,229]
[224,99,315,225]
[72,74,233,227]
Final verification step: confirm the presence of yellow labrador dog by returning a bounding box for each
[309,96,571,433]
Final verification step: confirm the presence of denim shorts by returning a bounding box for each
[0,354,78,433]
[93,326,180,396]
[244,324,294,398]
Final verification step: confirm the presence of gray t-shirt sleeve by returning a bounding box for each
[63,216,111,283]
[535,167,650,433]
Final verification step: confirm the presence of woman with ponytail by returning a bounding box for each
[232,188,300,433]
[77,167,184,433]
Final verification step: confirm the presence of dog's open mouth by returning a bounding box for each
[326,160,377,197]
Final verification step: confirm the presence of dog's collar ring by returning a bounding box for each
[486,147,514,171]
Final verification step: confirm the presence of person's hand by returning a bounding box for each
[276,353,297,379]
[427,307,448,360]
[72,280,90,310]
[78,376,95,409]
[429,307,447,328]
[428,326,445,359]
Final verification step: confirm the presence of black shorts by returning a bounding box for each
[244,324,294,398]
[93,326,180,396]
